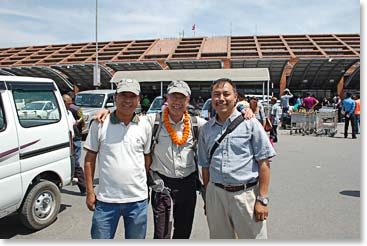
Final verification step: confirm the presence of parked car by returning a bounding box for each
[15,98,25,109]
[0,75,73,230]
[75,89,142,136]
[245,94,271,103]
[75,89,116,135]
[18,100,56,119]
[146,96,163,114]
[201,98,212,120]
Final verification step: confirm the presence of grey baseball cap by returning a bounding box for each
[167,80,191,96]
[116,79,140,95]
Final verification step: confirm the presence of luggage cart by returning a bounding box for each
[290,112,306,135]
[290,111,317,135]
[304,111,317,135]
[315,108,338,137]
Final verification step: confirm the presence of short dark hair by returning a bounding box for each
[238,92,245,99]
[346,92,352,98]
[67,91,75,100]
[211,78,237,93]
[249,96,258,101]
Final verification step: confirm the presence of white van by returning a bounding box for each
[0,76,73,230]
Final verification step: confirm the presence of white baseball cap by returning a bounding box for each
[116,79,140,95]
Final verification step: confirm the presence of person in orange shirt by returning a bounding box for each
[353,94,360,134]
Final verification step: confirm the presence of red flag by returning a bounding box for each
[192,24,196,31]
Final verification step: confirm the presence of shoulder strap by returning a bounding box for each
[190,115,199,142]
[189,115,199,166]
[190,115,204,192]
[150,112,163,152]
[209,115,243,163]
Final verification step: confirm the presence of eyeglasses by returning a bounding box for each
[169,94,186,102]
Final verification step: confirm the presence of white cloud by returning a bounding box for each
[0,0,360,48]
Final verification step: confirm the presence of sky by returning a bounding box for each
[0,0,361,48]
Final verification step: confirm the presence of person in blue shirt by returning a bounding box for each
[270,97,282,143]
[342,92,356,139]
[198,78,276,239]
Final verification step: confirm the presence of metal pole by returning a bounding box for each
[160,81,163,97]
[267,80,270,116]
[95,0,99,89]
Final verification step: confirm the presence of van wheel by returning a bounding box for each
[20,181,61,230]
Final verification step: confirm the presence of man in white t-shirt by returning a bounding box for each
[83,79,152,239]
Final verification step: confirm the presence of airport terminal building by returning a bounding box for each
[0,33,360,99]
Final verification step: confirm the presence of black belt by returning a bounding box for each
[214,181,257,192]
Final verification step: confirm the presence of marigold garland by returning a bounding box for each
[163,107,190,145]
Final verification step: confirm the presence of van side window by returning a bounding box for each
[0,99,5,131]
[13,90,61,128]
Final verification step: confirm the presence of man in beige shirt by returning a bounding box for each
[146,81,206,239]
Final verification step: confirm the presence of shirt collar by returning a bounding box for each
[110,110,139,125]
[167,113,185,124]
[211,109,240,127]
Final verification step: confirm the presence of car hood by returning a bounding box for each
[80,107,105,115]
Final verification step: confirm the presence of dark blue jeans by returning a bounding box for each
[91,199,148,239]
[74,139,82,166]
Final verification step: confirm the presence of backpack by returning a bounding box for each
[148,112,204,196]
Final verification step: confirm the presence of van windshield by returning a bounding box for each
[75,94,106,108]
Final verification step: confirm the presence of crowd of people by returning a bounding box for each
[64,80,359,239]
[276,88,360,139]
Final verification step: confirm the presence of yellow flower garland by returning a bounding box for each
[163,107,190,145]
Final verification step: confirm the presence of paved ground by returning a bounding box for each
[0,123,361,240]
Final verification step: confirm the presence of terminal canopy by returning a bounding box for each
[111,68,270,83]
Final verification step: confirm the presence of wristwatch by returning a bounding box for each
[256,196,269,206]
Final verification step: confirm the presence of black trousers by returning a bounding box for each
[337,107,343,122]
[344,114,356,138]
[151,172,197,239]
[72,142,86,193]
[270,124,278,142]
